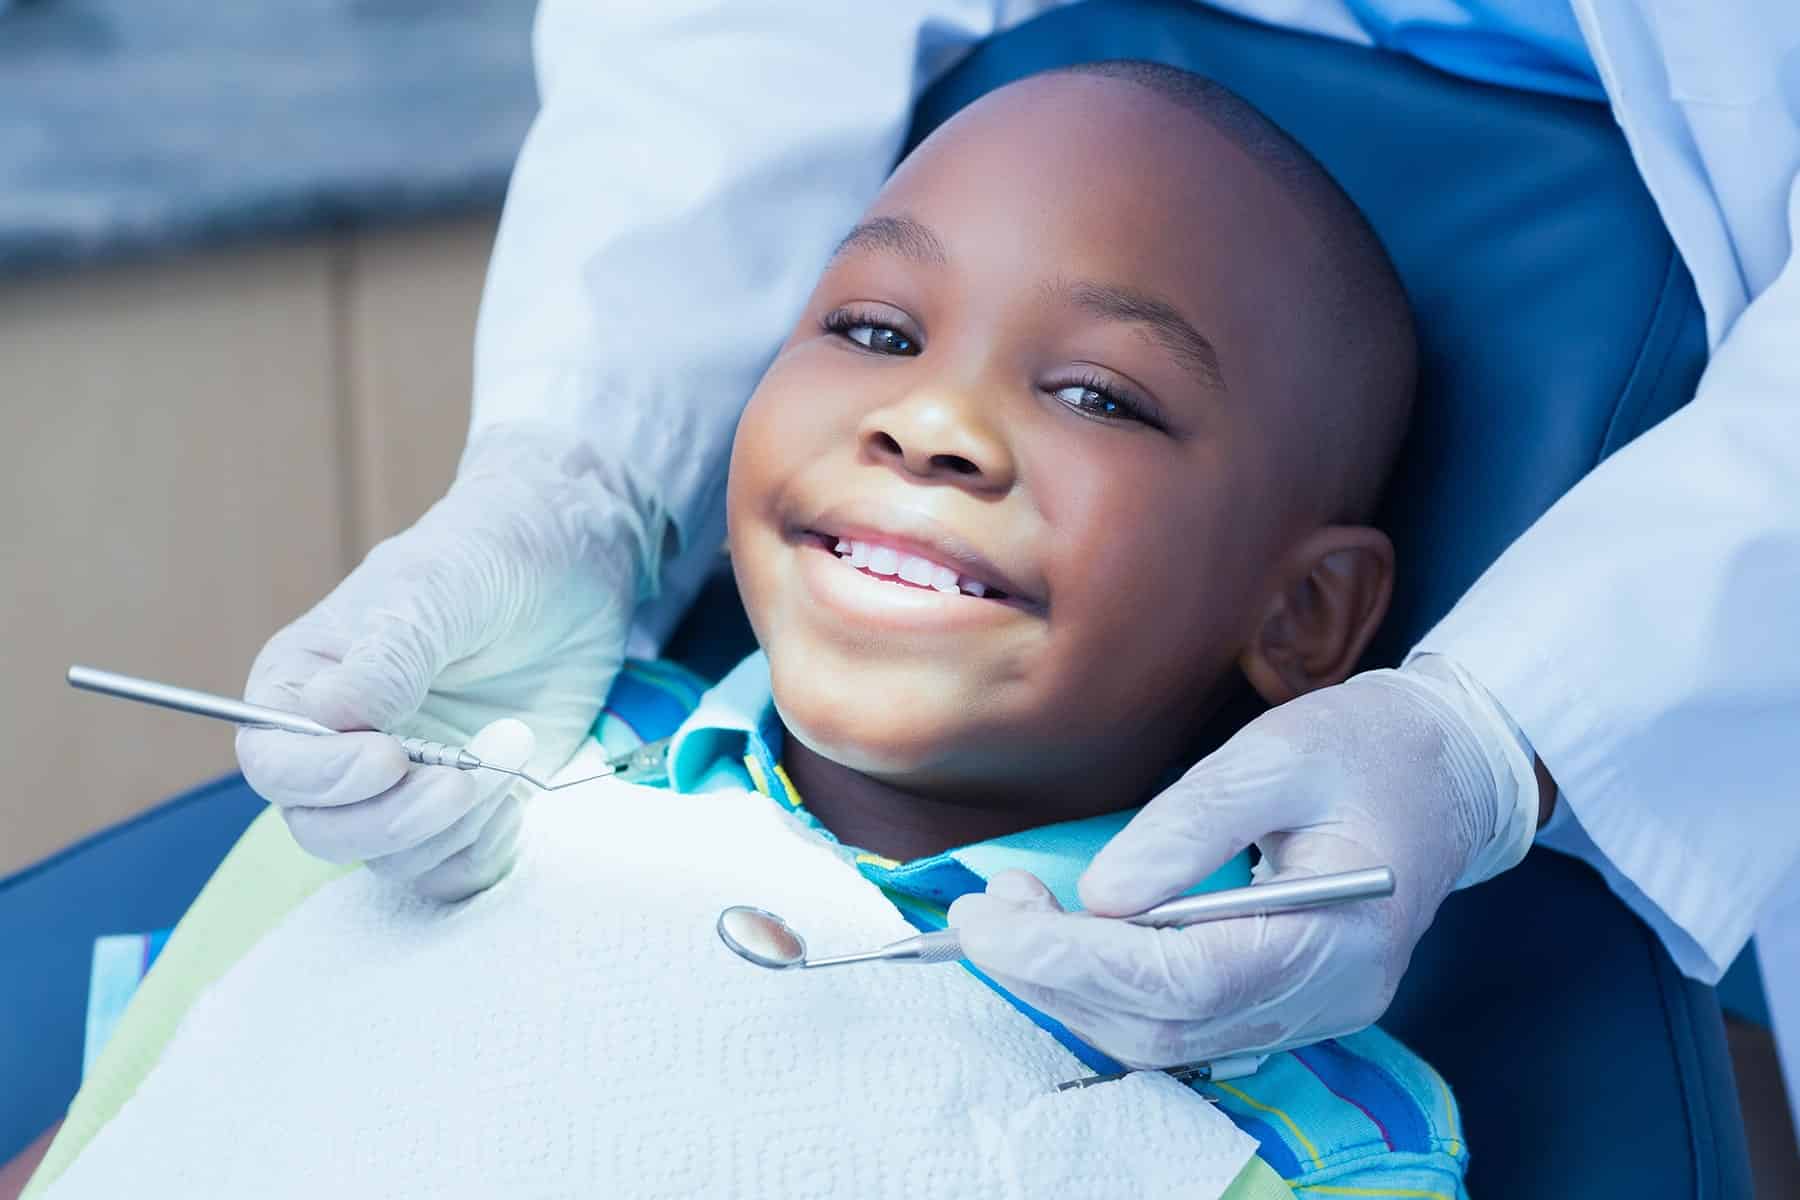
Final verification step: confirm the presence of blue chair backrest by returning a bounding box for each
[901,1,1751,1195]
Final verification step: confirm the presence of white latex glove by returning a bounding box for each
[236,425,666,901]
[947,656,1540,1068]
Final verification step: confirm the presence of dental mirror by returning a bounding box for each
[717,866,1394,973]
[717,905,808,969]
[717,904,966,970]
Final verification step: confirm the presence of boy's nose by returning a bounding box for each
[858,388,1016,492]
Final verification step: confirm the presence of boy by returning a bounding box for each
[27,64,1461,1199]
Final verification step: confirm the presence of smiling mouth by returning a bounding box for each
[803,533,1013,602]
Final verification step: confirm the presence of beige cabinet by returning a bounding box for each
[0,216,495,877]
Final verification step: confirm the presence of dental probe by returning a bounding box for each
[66,665,617,792]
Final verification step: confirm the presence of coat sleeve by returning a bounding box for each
[1414,168,1800,982]
[469,1,1060,643]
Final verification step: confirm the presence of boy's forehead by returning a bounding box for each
[861,76,1308,294]
[880,75,1284,225]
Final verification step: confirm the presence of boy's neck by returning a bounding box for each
[781,738,1077,861]
[771,679,1249,861]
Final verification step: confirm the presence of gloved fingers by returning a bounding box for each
[1088,1008,1298,1069]
[1078,731,1314,917]
[953,904,1187,1019]
[242,605,444,750]
[976,926,1377,1068]
[411,793,525,903]
[280,767,476,864]
[948,955,1140,1059]
[363,789,507,883]
[464,716,535,775]
[297,614,446,734]
[974,964,1235,1069]
[976,869,1064,911]
[1253,828,1426,945]
[987,975,1144,1062]
[236,728,409,810]
[419,655,606,776]
[242,621,354,712]
[377,717,532,889]
[946,884,1055,940]
[939,918,1168,1063]
[955,897,1332,1024]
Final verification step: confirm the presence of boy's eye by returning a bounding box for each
[822,307,921,356]
[843,323,917,355]
[1052,381,1157,428]
[1054,384,1122,416]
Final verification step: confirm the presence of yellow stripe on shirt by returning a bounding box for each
[742,754,771,798]
[771,763,805,810]
[1424,1062,1461,1157]
[1213,1080,1324,1170]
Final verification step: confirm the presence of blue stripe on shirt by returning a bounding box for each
[1226,1110,1305,1180]
[1291,1039,1433,1155]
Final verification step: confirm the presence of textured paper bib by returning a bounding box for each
[46,780,1255,1198]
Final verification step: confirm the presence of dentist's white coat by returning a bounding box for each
[473,0,1800,1088]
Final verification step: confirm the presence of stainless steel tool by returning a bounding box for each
[718,867,1394,1092]
[66,664,619,792]
[716,866,1395,970]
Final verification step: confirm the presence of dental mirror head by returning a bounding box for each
[717,905,807,969]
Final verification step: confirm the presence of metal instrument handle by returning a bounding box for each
[398,737,479,771]
[66,663,567,787]
[802,869,1396,971]
[1126,867,1394,929]
[67,666,337,738]
[898,930,966,964]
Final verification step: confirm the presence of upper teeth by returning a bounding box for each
[833,538,990,597]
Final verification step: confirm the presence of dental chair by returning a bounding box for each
[0,1,1754,1194]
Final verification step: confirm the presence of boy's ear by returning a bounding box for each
[1239,525,1394,705]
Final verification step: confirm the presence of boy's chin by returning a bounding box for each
[773,683,996,779]
[766,645,1032,769]
[779,704,965,777]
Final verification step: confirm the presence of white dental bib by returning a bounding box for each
[44,778,1256,1198]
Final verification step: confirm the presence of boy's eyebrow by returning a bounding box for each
[831,215,948,265]
[1052,279,1226,391]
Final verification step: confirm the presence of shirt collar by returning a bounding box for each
[665,650,1251,910]
[667,650,787,795]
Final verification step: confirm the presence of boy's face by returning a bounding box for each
[728,77,1340,815]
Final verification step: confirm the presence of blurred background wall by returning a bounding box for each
[0,0,538,877]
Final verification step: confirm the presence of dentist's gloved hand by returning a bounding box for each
[947,656,1542,1068]
[236,425,666,901]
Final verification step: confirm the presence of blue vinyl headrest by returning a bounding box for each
[904,0,1708,668]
